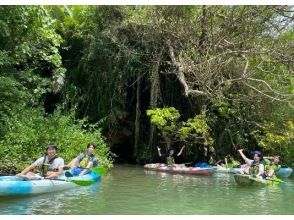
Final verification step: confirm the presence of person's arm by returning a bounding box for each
[17,164,35,176]
[46,167,63,179]
[177,145,185,156]
[68,153,84,169]
[263,156,274,160]
[157,147,162,157]
[225,157,228,168]
[46,159,64,179]
[79,161,93,176]
[267,169,275,178]
[238,149,249,161]
[68,158,79,169]
[17,157,43,176]
[256,164,265,178]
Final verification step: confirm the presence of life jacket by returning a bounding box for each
[79,154,96,168]
[208,156,215,165]
[167,155,175,166]
[40,155,59,177]
[265,163,278,177]
[249,162,260,175]
[231,160,241,168]
[262,159,279,177]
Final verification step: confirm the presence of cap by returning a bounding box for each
[251,150,263,160]
[46,144,57,151]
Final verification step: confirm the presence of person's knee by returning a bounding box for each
[70,158,79,168]
[87,162,94,168]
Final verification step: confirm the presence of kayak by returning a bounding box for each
[144,163,214,175]
[276,167,293,178]
[0,171,101,197]
[213,166,243,174]
[234,174,282,186]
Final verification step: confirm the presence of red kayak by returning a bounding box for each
[144,163,214,175]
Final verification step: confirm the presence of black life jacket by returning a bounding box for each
[40,155,59,177]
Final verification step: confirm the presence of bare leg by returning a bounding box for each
[68,158,79,169]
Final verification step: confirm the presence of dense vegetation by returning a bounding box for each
[0,6,293,172]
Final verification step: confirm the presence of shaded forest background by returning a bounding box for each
[0,5,293,172]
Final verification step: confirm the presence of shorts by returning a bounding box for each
[72,167,91,176]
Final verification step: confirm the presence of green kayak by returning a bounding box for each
[234,174,283,186]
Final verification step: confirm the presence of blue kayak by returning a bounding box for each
[276,167,293,178]
[0,171,101,197]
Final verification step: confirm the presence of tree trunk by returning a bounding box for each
[147,52,162,161]
[134,75,141,161]
[199,5,208,56]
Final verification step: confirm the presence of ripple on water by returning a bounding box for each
[0,165,294,214]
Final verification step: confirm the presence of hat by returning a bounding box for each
[251,150,263,160]
[46,144,57,151]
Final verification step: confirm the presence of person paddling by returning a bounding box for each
[66,143,98,176]
[238,149,265,179]
[157,146,185,167]
[263,155,281,178]
[16,144,64,179]
[224,155,241,168]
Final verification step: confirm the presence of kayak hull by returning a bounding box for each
[0,178,76,197]
[0,171,101,197]
[234,174,280,186]
[144,163,214,175]
[276,168,293,178]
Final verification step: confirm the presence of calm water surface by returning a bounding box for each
[0,164,294,214]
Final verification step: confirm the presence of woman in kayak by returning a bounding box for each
[225,155,241,168]
[157,146,185,167]
[217,155,241,168]
[16,144,64,179]
[66,143,98,176]
[238,149,265,178]
[263,155,281,178]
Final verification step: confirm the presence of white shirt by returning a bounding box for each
[245,158,265,174]
[33,156,64,170]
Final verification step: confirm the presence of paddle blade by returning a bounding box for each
[70,179,95,186]
[92,167,108,175]
[266,177,285,183]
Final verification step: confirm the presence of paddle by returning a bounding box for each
[65,178,95,186]
[266,177,285,184]
[44,176,95,186]
[91,167,108,175]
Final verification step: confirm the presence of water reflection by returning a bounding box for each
[0,166,294,214]
[0,182,101,215]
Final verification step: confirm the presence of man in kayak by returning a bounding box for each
[16,144,64,179]
[157,146,185,167]
[66,143,98,176]
[263,155,281,178]
[238,149,265,178]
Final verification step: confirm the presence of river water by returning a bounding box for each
[0,164,294,215]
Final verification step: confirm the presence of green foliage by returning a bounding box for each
[251,119,294,166]
[0,108,113,173]
[179,113,213,145]
[146,107,180,138]
[1,5,293,166]
[0,6,63,72]
[0,76,32,136]
[147,107,213,147]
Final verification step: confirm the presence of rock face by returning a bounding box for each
[105,108,136,163]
